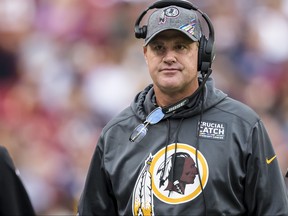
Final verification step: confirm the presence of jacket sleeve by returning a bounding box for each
[244,120,288,216]
[0,146,35,216]
[78,137,118,216]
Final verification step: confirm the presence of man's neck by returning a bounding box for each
[154,85,199,108]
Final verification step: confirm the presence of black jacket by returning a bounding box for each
[78,78,288,215]
[0,146,35,216]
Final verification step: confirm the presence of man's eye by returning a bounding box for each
[151,45,166,54]
[153,45,164,51]
[175,44,186,50]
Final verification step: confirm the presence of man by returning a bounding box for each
[0,146,35,215]
[78,0,288,215]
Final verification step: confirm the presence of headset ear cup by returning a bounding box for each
[198,35,214,74]
[198,36,206,72]
[135,28,141,39]
[141,25,147,39]
[135,25,147,39]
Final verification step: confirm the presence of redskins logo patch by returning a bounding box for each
[132,143,209,216]
[164,7,179,17]
[159,7,179,24]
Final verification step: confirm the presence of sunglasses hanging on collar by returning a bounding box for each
[129,107,165,143]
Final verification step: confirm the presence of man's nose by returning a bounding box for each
[193,167,199,174]
[163,49,177,64]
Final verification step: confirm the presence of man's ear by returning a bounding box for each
[143,46,148,64]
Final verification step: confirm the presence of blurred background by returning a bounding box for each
[0,0,287,214]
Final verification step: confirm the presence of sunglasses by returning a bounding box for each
[129,107,165,142]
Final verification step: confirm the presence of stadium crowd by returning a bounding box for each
[0,0,287,214]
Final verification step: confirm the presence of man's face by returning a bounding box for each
[143,30,199,100]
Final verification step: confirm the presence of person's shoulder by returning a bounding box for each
[216,96,260,124]
[0,145,7,155]
[0,146,10,162]
[102,106,135,133]
[0,146,16,171]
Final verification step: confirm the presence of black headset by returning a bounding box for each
[134,0,215,74]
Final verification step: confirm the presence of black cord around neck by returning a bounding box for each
[162,69,212,114]
[195,72,208,216]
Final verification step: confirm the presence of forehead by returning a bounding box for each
[149,30,193,43]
